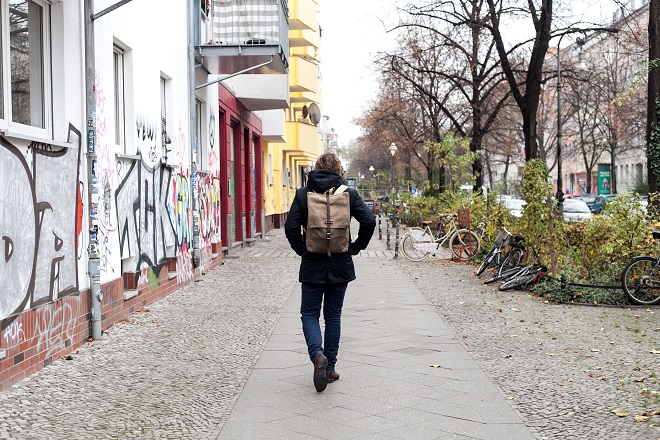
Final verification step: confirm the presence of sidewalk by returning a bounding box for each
[219,221,535,440]
[0,220,536,440]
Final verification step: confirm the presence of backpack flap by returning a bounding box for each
[306,186,351,256]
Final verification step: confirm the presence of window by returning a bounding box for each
[268,154,273,185]
[113,45,126,150]
[160,76,167,154]
[195,99,204,167]
[3,0,49,130]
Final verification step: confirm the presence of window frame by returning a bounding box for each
[195,98,207,169]
[113,44,126,153]
[1,0,52,138]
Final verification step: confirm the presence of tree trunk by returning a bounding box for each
[471,99,485,190]
[585,165,593,193]
[610,142,617,194]
[503,155,511,193]
[648,0,660,192]
[487,0,552,162]
[485,150,494,190]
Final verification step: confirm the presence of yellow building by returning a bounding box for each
[259,0,323,230]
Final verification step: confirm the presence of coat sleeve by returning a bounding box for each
[284,189,305,256]
[350,190,376,254]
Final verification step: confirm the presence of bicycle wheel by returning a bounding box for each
[401,229,432,262]
[476,247,497,276]
[621,256,660,305]
[499,268,537,291]
[498,248,523,277]
[450,230,480,261]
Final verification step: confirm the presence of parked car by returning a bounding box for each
[503,199,526,218]
[590,194,617,214]
[562,199,592,221]
[639,195,649,211]
[578,193,598,209]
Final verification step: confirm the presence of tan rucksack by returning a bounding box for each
[305,185,350,256]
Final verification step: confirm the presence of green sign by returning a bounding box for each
[597,165,611,195]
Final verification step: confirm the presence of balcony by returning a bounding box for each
[289,28,320,49]
[223,74,290,111]
[285,120,322,155]
[290,90,320,104]
[289,56,319,93]
[197,0,290,75]
[288,0,318,31]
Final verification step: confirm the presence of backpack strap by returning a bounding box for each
[323,185,347,256]
[325,192,332,256]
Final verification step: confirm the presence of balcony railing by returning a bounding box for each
[212,0,289,47]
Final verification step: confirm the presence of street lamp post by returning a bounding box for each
[389,142,398,192]
[556,35,587,215]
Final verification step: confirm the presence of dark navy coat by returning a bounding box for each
[284,170,376,284]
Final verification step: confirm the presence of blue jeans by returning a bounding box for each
[300,282,348,371]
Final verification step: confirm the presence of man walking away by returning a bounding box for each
[284,153,376,392]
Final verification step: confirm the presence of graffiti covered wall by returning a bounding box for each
[0,125,83,321]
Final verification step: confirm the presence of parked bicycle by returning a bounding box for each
[401,214,480,262]
[482,243,525,284]
[621,231,660,305]
[476,227,524,277]
[498,248,547,291]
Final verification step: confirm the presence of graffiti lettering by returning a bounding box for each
[136,116,159,165]
[34,302,74,359]
[137,270,149,289]
[198,173,221,243]
[170,171,193,253]
[0,125,82,321]
[176,252,194,285]
[2,321,25,345]
[115,160,176,271]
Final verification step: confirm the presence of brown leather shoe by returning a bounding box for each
[313,354,328,392]
[326,370,340,383]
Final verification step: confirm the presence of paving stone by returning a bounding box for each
[1,218,656,439]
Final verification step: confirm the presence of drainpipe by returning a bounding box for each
[84,0,102,340]
[189,0,201,267]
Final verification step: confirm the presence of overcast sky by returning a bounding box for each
[318,0,623,148]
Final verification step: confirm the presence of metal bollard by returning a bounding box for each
[394,222,399,259]
[378,216,382,240]
[386,218,391,250]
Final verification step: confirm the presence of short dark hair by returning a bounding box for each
[314,153,343,177]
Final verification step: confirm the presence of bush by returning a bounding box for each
[394,167,658,305]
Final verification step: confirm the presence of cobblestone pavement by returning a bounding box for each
[0,224,658,439]
[400,251,660,439]
[0,235,299,439]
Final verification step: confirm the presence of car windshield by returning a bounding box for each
[563,200,590,213]
[580,195,597,204]
[505,200,526,210]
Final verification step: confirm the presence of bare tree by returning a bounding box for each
[485,0,616,162]
[358,30,462,192]
[394,0,513,190]
[354,69,445,190]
